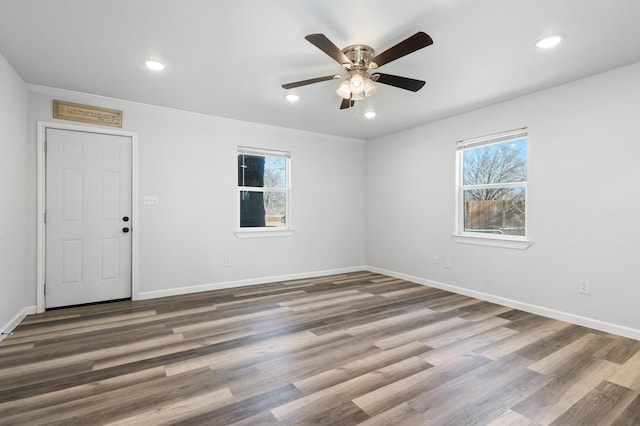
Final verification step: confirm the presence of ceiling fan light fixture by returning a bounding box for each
[336,80,352,99]
[351,91,365,101]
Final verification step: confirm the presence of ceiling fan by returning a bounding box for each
[282,32,433,110]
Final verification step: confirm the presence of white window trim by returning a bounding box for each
[235,228,294,239]
[451,233,531,250]
[454,128,532,249]
[235,147,293,238]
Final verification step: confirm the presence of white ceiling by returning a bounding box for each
[1,0,640,140]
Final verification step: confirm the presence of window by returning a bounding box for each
[456,128,528,240]
[237,147,290,232]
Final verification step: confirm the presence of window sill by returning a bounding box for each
[235,228,295,239]
[451,234,532,250]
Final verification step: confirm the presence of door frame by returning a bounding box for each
[36,121,139,313]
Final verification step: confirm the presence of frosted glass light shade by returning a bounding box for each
[363,77,377,97]
[336,80,351,99]
[350,73,364,94]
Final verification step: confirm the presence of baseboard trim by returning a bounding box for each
[0,306,37,342]
[137,266,366,300]
[365,266,640,341]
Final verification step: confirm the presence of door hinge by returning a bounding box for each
[44,211,47,223]
[44,283,46,295]
[44,139,47,153]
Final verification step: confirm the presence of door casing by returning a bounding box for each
[37,121,139,312]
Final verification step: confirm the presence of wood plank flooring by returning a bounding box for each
[1,271,639,425]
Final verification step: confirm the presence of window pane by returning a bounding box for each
[264,191,286,227]
[240,190,286,228]
[463,138,527,185]
[238,154,286,188]
[463,187,525,236]
[264,157,286,189]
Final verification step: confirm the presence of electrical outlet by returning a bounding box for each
[224,257,231,267]
[445,258,453,269]
[433,255,438,264]
[579,280,591,295]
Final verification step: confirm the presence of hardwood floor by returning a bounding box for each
[1,271,639,425]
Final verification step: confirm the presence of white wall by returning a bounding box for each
[28,88,366,299]
[0,53,33,336]
[366,61,640,337]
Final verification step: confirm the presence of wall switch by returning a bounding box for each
[224,257,231,267]
[579,280,591,295]
[445,258,453,269]
[433,255,438,264]
[143,195,159,206]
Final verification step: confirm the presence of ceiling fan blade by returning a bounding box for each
[373,73,426,92]
[339,98,355,110]
[305,34,352,67]
[370,32,433,68]
[282,75,338,89]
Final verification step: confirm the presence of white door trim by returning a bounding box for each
[37,121,139,313]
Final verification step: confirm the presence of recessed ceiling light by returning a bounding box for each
[285,94,300,103]
[535,35,563,49]
[145,60,165,71]
[364,111,376,119]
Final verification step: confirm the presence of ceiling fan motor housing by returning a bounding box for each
[341,44,376,70]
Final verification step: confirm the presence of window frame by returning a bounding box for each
[453,128,532,249]
[235,146,293,238]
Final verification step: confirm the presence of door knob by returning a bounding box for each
[123,216,129,222]
[122,227,130,233]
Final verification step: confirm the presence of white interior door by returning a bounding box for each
[45,128,132,308]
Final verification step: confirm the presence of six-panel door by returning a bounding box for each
[45,128,132,308]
